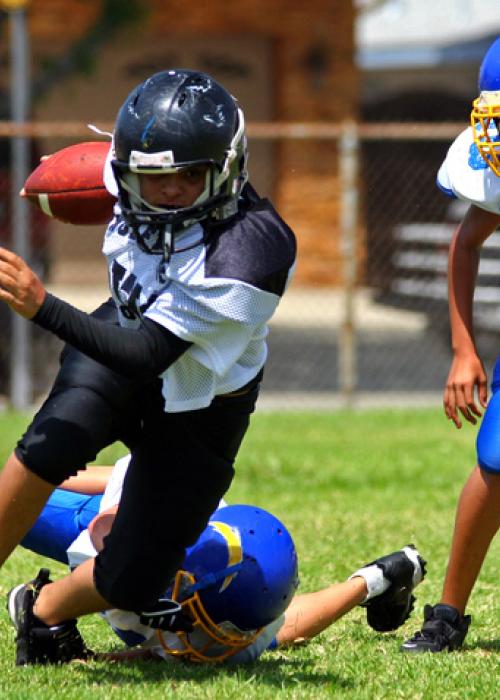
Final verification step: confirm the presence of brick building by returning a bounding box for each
[0,0,359,287]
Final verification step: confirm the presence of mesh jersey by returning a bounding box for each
[66,455,283,664]
[437,126,500,213]
[102,193,296,412]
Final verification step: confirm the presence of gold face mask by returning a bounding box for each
[155,570,261,663]
[471,91,500,176]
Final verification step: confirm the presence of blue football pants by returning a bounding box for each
[476,355,500,474]
[21,489,102,565]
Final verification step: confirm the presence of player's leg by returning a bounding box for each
[0,299,140,570]
[0,382,126,570]
[442,359,500,612]
[3,303,146,664]
[32,375,261,626]
[92,377,262,614]
[0,453,55,568]
[440,466,500,613]
[23,421,237,625]
[3,383,131,665]
[401,362,500,654]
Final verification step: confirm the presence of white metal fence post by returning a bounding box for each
[8,5,32,409]
[338,121,359,406]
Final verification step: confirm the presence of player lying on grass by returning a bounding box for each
[11,455,427,665]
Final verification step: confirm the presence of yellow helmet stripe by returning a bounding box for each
[209,520,242,592]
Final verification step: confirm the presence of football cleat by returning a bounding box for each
[361,544,427,632]
[400,603,471,653]
[7,568,92,665]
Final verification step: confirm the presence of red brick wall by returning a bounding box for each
[147,2,359,284]
[27,0,101,55]
[10,0,359,286]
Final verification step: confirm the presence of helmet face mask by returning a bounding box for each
[156,505,299,663]
[471,37,500,176]
[110,69,248,256]
[471,93,500,176]
[156,569,262,663]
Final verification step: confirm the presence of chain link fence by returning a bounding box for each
[2,120,499,409]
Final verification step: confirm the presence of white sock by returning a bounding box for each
[349,565,391,602]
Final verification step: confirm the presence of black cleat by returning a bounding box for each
[400,603,471,653]
[7,568,92,665]
[362,545,427,632]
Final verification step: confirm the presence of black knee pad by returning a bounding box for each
[16,387,119,484]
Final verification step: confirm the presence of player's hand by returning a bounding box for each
[443,351,488,429]
[0,246,46,319]
[139,597,193,633]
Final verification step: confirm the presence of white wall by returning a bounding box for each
[357,0,500,49]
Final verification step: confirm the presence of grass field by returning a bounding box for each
[0,408,498,699]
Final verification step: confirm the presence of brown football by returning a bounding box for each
[22,141,116,226]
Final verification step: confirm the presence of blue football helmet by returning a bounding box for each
[156,504,299,663]
[471,37,500,175]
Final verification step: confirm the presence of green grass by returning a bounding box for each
[0,408,498,699]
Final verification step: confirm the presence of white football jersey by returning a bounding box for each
[102,197,296,412]
[65,455,281,664]
[437,126,500,214]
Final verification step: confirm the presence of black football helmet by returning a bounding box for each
[109,69,248,257]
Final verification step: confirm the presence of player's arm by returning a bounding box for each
[0,248,191,379]
[444,205,500,428]
[276,578,367,646]
[59,466,114,495]
[34,293,191,380]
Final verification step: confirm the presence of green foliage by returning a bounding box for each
[32,0,147,101]
[0,408,497,699]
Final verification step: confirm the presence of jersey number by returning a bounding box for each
[110,260,151,320]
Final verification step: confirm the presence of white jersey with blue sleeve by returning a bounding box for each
[437,126,500,214]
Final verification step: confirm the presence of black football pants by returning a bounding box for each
[93,384,258,610]
[16,298,260,611]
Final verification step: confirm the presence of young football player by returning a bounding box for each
[0,69,297,664]
[15,455,427,665]
[401,36,500,654]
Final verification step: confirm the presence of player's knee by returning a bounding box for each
[477,458,500,476]
[477,457,500,474]
[15,389,117,485]
[94,546,184,611]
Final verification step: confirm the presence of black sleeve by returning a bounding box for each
[33,293,191,380]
